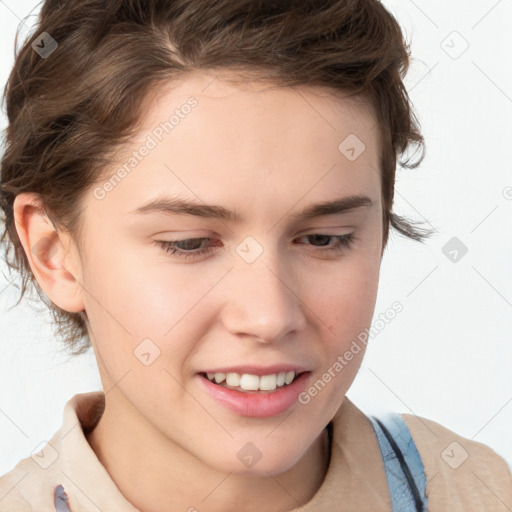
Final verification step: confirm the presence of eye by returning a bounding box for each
[154,237,218,259]
[154,233,357,260]
[295,233,356,253]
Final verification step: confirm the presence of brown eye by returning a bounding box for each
[296,233,356,252]
[154,238,216,259]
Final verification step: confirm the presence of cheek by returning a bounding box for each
[83,242,188,331]
[307,260,377,398]
[312,254,380,337]
[81,246,217,371]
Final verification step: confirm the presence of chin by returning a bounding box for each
[205,444,306,477]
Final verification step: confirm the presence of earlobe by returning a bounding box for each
[13,192,86,314]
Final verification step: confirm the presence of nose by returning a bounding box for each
[220,242,307,345]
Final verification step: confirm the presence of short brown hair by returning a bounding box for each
[0,0,434,355]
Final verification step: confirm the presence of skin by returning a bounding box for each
[14,70,384,512]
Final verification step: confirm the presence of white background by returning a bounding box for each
[1,0,511,476]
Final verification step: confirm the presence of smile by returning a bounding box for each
[202,371,301,393]
[197,371,312,418]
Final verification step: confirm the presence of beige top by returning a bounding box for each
[1,391,511,511]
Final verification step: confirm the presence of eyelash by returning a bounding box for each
[154,233,357,260]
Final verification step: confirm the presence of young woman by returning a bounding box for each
[1,1,511,511]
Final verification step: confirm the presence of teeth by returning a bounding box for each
[205,371,298,391]
[259,374,277,390]
[240,374,260,390]
[214,372,226,384]
[226,373,241,386]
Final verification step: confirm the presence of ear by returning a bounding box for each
[13,192,85,313]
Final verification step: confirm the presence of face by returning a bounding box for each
[70,70,383,475]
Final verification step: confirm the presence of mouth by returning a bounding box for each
[199,370,305,394]
[196,369,312,418]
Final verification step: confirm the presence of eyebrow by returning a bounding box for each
[131,194,374,222]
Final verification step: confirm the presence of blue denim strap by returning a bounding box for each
[369,413,428,512]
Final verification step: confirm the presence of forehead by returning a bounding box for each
[138,69,378,145]
[90,70,381,226]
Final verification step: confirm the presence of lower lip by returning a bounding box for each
[197,372,311,418]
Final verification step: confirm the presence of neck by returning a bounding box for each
[86,397,332,512]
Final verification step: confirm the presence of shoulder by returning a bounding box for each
[0,437,66,511]
[400,412,512,511]
[0,457,37,511]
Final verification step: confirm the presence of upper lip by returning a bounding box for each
[199,364,311,376]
